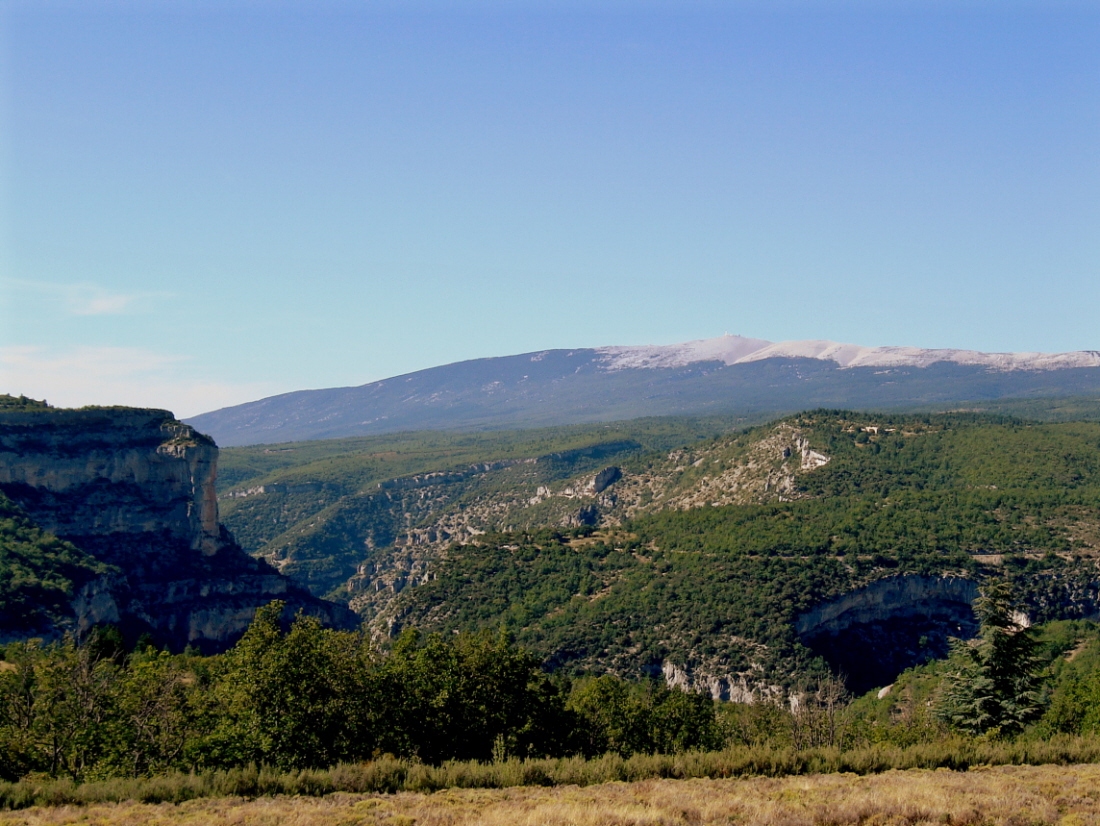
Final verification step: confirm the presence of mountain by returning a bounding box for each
[0,399,357,649]
[185,335,1100,446]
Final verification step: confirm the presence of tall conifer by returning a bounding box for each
[935,580,1046,736]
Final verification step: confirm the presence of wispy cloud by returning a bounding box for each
[2,278,171,316]
[65,285,142,316]
[0,345,276,420]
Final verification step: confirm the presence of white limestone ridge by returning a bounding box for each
[595,335,1100,372]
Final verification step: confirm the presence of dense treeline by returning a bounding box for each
[6,599,1100,791]
[0,604,720,782]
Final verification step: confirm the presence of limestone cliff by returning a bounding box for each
[0,406,356,650]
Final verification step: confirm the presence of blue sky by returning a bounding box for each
[1,0,1097,418]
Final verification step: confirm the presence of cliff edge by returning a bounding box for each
[0,403,357,650]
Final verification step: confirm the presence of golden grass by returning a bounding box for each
[4,763,1100,826]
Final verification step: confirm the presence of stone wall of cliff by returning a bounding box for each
[0,408,221,559]
[0,406,357,651]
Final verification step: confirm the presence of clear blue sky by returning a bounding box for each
[1,0,1097,417]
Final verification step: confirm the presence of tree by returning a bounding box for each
[375,628,567,762]
[202,602,376,769]
[111,648,198,776]
[935,580,1046,737]
[566,675,719,757]
[0,635,120,780]
[566,675,648,757]
[790,675,849,749]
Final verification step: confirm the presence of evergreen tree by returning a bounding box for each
[935,580,1046,737]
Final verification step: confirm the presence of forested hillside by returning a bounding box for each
[380,412,1100,694]
[217,417,744,596]
[213,408,1100,698]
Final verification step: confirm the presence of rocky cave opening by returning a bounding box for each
[796,575,980,696]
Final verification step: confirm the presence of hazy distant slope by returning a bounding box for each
[186,336,1100,446]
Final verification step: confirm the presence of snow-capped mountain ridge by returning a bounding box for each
[596,335,1100,372]
[187,333,1100,446]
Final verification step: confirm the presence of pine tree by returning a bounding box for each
[935,580,1046,737]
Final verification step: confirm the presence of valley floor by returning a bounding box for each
[3,764,1100,826]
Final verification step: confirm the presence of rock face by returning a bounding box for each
[661,660,782,704]
[0,409,222,557]
[795,575,980,695]
[0,407,357,651]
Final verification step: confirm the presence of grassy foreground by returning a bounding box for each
[1,764,1099,825]
[6,739,1100,824]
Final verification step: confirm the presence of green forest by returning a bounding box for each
[5,586,1100,794]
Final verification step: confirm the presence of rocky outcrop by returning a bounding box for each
[0,409,222,558]
[586,423,826,521]
[661,659,783,703]
[221,481,326,500]
[0,406,356,651]
[587,467,622,495]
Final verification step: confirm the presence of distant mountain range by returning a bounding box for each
[186,335,1100,446]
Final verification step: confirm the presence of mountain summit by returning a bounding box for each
[597,334,1100,372]
[185,335,1100,446]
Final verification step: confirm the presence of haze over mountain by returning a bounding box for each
[185,335,1100,447]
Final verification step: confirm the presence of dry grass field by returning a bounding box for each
[2,764,1099,826]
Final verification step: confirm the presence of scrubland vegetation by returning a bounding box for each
[3,763,1100,825]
